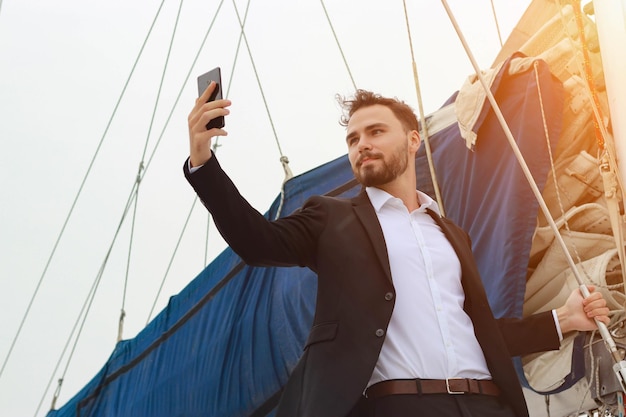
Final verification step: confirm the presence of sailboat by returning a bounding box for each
[1,0,625,416]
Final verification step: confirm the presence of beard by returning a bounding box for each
[353,141,409,187]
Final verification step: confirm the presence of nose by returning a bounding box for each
[357,137,372,152]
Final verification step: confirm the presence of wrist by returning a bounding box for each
[190,149,213,168]
[556,306,573,334]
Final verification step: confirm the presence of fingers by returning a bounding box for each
[190,93,231,128]
[194,81,218,111]
[582,289,611,326]
[195,103,230,133]
[190,82,231,126]
[188,83,232,167]
[582,291,605,309]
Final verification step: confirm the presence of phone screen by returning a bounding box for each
[197,67,224,129]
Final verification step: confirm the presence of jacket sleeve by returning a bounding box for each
[183,155,325,269]
[496,311,561,357]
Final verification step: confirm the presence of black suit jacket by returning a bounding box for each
[184,155,561,417]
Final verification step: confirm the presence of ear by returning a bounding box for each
[408,130,421,152]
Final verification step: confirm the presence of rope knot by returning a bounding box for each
[280,156,293,181]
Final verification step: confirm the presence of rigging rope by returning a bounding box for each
[47,256,109,412]
[535,61,592,282]
[230,0,294,220]
[570,0,606,151]
[120,176,139,340]
[0,0,169,385]
[320,0,357,91]
[489,0,504,47]
[230,2,284,159]
[401,0,446,217]
[119,0,186,343]
[34,182,140,415]
[147,197,199,323]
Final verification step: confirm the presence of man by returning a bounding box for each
[184,84,610,417]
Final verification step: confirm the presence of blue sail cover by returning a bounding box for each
[49,58,563,417]
[417,57,563,320]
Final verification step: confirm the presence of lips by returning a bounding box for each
[357,152,381,168]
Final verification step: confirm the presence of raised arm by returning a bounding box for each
[183,83,324,269]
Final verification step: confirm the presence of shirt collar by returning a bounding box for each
[365,186,441,216]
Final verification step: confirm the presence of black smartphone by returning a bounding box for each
[197,67,225,130]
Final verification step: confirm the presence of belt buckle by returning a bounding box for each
[446,378,465,394]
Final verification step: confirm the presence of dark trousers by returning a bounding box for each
[347,393,517,417]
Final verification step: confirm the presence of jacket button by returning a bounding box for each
[375,329,385,337]
[384,292,394,301]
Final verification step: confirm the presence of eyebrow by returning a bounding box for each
[345,122,388,143]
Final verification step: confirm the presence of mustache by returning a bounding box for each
[357,151,383,166]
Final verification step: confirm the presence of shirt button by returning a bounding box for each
[375,329,385,337]
[384,292,394,301]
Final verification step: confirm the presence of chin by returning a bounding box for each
[358,175,388,188]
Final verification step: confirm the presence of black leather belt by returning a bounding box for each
[365,378,501,399]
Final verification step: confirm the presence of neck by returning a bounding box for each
[377,173,419,211]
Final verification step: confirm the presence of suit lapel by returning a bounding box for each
[426,209,489,310]
[426,209,472,262]
[352,190,393,283]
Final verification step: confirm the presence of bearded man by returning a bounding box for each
[184,87,609,417]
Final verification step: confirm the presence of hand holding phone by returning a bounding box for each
[197,67,225,130]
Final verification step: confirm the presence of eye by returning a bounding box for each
[347,136,358,146]
[372,129,383,135]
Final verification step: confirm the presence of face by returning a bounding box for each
[346,105,416,187]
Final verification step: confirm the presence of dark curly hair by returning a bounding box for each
[337,89,419,133]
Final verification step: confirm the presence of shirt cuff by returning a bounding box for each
[188,159,203,174]
[552,309,564,341]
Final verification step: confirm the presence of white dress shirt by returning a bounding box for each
[365,187,492,387]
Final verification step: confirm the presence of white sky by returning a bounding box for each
[0,1,531,415]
